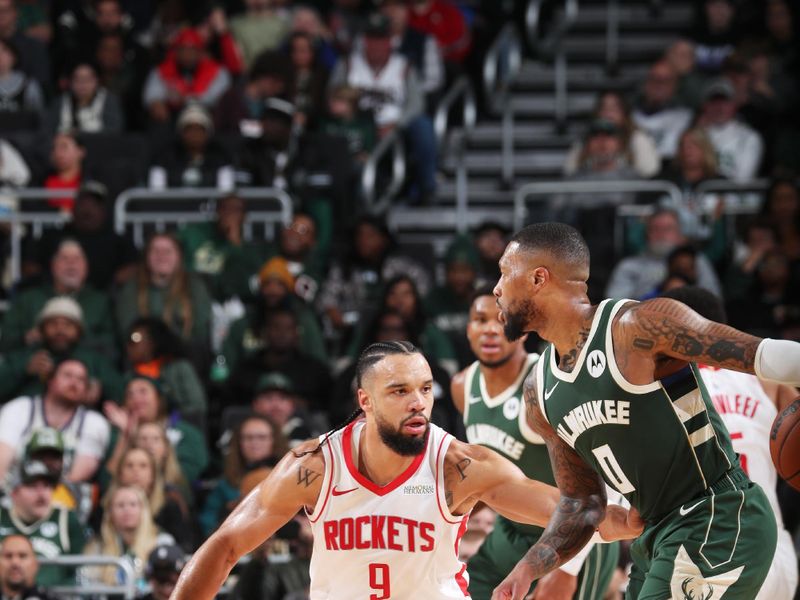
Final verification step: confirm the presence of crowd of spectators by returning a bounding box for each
[0,0,795,598]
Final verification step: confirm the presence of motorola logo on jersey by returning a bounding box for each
[322,515,435,552]
[587,350,607,378]
[503,396,521,420]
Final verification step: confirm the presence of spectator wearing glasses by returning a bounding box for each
[122,318,208,429]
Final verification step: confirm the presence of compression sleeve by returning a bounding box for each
[754,338,800,386]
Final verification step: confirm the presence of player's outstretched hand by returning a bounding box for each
[491,563,535,600]
[598,505,644,541]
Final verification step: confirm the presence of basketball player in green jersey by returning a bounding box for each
[452,288,619,600]
[491,222,800,600]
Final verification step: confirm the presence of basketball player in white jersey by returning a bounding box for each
[662,286,798,599]
[174,341,643,600]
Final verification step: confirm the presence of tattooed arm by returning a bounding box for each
[492,371,608,600]
[173,440,325,600]
[615,298,762,376]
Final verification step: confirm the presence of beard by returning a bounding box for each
[503,298,536,342]
[376,414,429,456]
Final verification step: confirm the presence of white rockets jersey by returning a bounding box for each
[698,366,784,530]
[307,420,471,599]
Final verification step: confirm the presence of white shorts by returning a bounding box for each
[755,529,798,600]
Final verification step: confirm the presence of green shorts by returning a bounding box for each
[468,516,620,600]
[626,467,777,600]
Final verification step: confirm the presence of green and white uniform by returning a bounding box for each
[537,298,776,599]
[0,503,86,587]
[463,353,619,600]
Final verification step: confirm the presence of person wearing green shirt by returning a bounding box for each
[178,193,272,303]
[1,238,116,357]
[115,233,212,362]
[221,256,327,372]
[0,460,86,587]
[424,235,479,367]
[0,296,124,403]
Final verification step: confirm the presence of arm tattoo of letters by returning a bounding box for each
[633,337,654,350]
[297,466,321,488]
[455,458,471,481]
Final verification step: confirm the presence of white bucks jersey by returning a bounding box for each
[698,366,783,529]
[307,421,471,599]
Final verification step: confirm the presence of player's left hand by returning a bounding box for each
[491,563,534,600]
[598,504,644,541]
[531,568,576,599]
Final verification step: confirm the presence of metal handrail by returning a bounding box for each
[513,179,684,231]
[525,0,579,132]
[0,188,76,283]
[113,187,293,246]
[482,24,522,113]
[361,128,406,215]
[526,0,579,55]
[39,554,138,599]
[434,76,477,233]
[433,76,477,148]
[483,24,522,187]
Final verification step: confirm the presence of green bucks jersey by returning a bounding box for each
[537,299,738,522]
[0,504,86,586]
[463,353,555,535]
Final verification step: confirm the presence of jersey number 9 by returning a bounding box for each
[369,563,390,600]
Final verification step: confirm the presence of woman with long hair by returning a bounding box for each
[115,233,212,362]
[115,446,197,551]
[564,90,660,177]
[347,275,456,372]
[761,177,800,263]
[45,61,124,133]
[83,484,170,587]
[134,422,189,498]
[104,375,208,484]
[199,415,287,536]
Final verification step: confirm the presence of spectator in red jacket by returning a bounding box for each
[43,131,85,212]
[143,27,231,124]
[408,0,471,64]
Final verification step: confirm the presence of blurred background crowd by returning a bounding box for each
[0,0,797,598]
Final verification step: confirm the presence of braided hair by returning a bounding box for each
[293,341,421,457]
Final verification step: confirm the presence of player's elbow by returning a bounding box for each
[208,529,245,571]
[583,494,606,530]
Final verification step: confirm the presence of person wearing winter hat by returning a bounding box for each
[219,256,327,377]
[148,103,234,190]
[143,26,232,124]
[1,238,116,356]
[0,295,124,403]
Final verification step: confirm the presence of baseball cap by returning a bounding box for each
[76,180,108,202]
[177,104,213,133]
[255,372,295,395]
[14,459,59,488]
[146,544,187,576]
[36,296,84,328]
[26,428,65,456]
[703,77,735,101]
[262,98,296,122]
[363,13,391,37]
